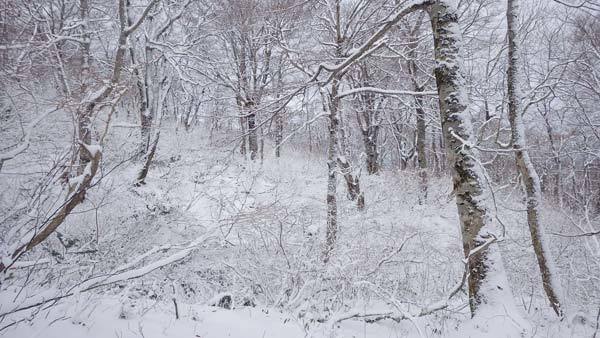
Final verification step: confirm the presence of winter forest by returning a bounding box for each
[1,0,600,337]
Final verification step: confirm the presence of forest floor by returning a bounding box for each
[0,128,597,337]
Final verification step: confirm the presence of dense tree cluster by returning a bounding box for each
[1,0,599,334]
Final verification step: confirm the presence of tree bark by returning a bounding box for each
[415,88,428,203]
[76,0,92,175]
[246,101,258,161]
[126,0,152,157]
[275,68,284,158]
[506,0,563,317]
[407,15,428,202]
[239,111,247,157]
[323,83,340,263]
[354,63,380,175]
[338,109,364,209]
[275,112,283,158]
[136,130,160,185]
[428,0,517,317]
[77,105,93,175]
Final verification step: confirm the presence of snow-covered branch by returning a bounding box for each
[337,87,437,99]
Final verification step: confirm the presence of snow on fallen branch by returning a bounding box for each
[6,259,51,269]
[336,87,437,99]
[0,229,217,318]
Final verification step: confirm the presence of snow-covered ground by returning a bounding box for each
[1,128,598,337]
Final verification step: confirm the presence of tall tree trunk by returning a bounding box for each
[126,0,152,157]
[79,0,90,96]
[323,83,340,263]
[354,63,380,175]
[506,0,563,317]
[363,129,379,174]
[407,14,428,202]
[239,111,247,157]
[275,111,283,158]
[428,1,518,317]
[275,67,284,158]
[246,102,258,161]
[76,0,92,175]
[338,112,365,209]
[542,117,563,207]
[415,88,428,203]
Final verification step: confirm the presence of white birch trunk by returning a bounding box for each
[506,0,564,317]
[428,0,520,320]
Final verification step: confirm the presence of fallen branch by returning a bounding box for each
[0,230,216,319]
[336,87,437,99]
[550,230,600,238]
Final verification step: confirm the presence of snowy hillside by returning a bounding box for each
[0,129,597,337]
[2,0,600,337]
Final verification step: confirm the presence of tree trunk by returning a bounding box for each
[429,0,517,317]
[275,66,284,158]
[140,108,153,154]
[239,113,247,157]
[246,102,258,161]
[338,113,365,209]
[415,89,428,203]
[77,108,93,175]
[364,131,379,175]
[76,0,92,175]
[407,15,428,202]
[506,0,563,317]
[275,111,283,158]
[354,63,380,175]
[323,83,340,263]
[126,0,153,157]
[136,130,160,185]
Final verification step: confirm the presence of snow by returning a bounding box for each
[1,296,305,338]
[3,0,599,335]
[1,125,595,338]
[81,143,102,158]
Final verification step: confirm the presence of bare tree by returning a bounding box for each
[506,0,564,317]
[0,0,157,273]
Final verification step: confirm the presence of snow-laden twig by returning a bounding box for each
[327,237,503,329]
[312,0,431,83]
[0,107,59,172]
[365,233,417,277]
[274,112,329,155]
